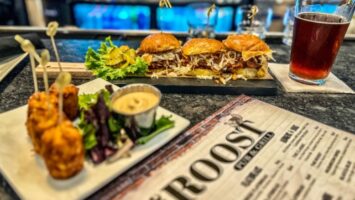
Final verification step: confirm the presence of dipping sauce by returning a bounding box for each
[112,92,159,115]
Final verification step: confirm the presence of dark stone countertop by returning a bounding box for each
[0,38,354,200]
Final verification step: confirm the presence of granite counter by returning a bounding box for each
[0,38,354,200]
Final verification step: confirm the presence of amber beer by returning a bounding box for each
[290,12,349,82]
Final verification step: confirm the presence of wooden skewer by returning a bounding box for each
[39,50,51,110]
[40,50,50,94]
[15,35,42,64]
[55,72,71,123]
[166,0,172,8]
[46,22,62,72]
[159,0,172,8]
[29,55,38,92]
[207,3,216,29]
[14,35,40,92]
[248,5,259,27]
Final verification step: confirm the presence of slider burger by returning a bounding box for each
[182,38,226,78]
[222,34,273,78]
[139,33,184,76]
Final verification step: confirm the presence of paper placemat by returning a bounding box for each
[269,63,354,94]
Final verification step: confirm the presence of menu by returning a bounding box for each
[118,95,355,200]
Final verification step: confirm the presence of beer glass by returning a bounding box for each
[289,0,355,85]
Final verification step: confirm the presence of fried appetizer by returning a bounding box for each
[41,120,84,179]
[50,84,79,120]
[27,92,58,117]
[182,38,226,77]
[222,34,273,78]
[26,105,59,154]
[139,33,185,75]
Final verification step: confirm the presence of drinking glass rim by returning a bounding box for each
[295,12,351,24]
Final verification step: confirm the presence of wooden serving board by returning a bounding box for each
[36,62,277,95]
[36,62,93,79]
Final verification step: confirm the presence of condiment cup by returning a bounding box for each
[111,84,161,141]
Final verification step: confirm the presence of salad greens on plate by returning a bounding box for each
[77,85,175,164]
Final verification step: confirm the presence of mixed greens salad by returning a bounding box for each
[85,37,148,80]
[77,85,175,164]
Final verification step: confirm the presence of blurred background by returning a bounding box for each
[0,0,295,32]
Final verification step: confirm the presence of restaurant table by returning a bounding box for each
[0,34,354,200]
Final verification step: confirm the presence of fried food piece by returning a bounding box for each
[41,120,84,179]
[27,92,58,117]
[26,105,59,154]
[50,84,79,120]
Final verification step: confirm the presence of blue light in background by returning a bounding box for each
[73,3,235,32]
[73,4,150,30]
[302,4,337,13]
[215,7,233,32]
[157,7,189,31]
[157,6,233,32]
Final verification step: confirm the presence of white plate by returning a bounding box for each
[0,79,190,200]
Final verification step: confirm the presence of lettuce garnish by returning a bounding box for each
[85,37,148,80]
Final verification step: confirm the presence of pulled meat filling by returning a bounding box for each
[145,50,182,70]
[183,53,224,71]
[143,50,268,78]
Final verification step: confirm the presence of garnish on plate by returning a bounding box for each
[85,37,148,80]
[78,87,130,164]
[137,115,174,145]
[78,86,175,163]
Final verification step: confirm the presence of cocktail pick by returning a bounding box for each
[207,3,216,19]
[40,50,50,94]
[40,49,53,110]
[55,72,71,123]
[159,0,172,8]
[46,21,62,72]
[206,4,216,28]
[14,35,42,63]
[248,5,259,30]
[14,35,40,92]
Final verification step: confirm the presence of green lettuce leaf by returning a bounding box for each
[78,112,98,150]
[78,88,117,150]
[78,93,98,110]
[84,36,148,80]
[136,115,175,145]
[78,89,111,111]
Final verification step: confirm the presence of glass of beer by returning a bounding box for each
[289,0,355,85]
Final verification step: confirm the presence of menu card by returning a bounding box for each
[115,95,355,200]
